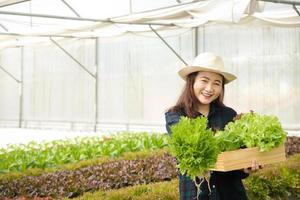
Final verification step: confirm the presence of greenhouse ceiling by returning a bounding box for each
[0,0,299,49]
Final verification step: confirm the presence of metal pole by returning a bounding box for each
[194,27,199,57]
[0,31,95,39]
[19,46,24,128]
[203,25,206,51]
[50,37,96,79]
[94,38,99,132]
[293,4,300,16]
[0,0,29,8]
[0,10,174,26]
[258,0,300,16]
[29,0,32,27]
[149,25,188,66]
[258,0,300,5]
[112,0,203,19]
[129,0,133,14]
[60,0,81,17]
[0,50,23,127]
[0,64,21,83]
[0,23,9,31]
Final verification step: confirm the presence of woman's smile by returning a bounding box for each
[193,71,223,105]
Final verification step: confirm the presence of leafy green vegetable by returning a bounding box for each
[168,116,219,180]
[215,121,244,152]
[0,132,168,174]
[216,112,286,152]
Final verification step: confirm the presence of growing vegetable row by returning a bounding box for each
[0,113,290,177]
[0,132,168,174]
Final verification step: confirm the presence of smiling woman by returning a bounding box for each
[193,71,223,116]
[165,52,254,200]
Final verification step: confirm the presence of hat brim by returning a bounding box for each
[178,66,236,84]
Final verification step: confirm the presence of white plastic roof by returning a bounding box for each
[0,0,299,48]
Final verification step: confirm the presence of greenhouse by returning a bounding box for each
[0,0,299,199]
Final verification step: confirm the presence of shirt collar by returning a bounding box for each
[207,102,219,119]
[195,102,219,118]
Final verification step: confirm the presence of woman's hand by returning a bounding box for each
[244,160,263,174]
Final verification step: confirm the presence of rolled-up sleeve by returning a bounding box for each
[228,170,249,179]
[165,111,181,135]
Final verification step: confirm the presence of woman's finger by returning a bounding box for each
[244,160,263,173]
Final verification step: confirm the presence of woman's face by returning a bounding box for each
[193,71,223,105]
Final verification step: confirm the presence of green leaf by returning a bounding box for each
[168,116,219,180]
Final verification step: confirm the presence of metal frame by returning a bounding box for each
[94,38,98,132]
[258,0,300,5]
[0,10,174,26]
[0,2,193,132]
[19,46,24,128]
[1,0,298,132]
[293,4,300,16]
[0,64,21,83]
[0,0,203,40]
[149,25,188,65]
[129,0,133,14]
[60,0,81,17]
[0,1,194,132]
[194,27,199,57]
[50,37,96,79]
[0,23,8,31]
[0,59,23,127]
[0,31,96,39]
[50,37,99,131]
[259,0,300,16]
[0,0,29,8]
[112,0,202,19]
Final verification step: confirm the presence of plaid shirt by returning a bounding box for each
[165,103,249,200]
[178,173,218,200]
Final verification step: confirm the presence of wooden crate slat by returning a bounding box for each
[211,144,286,171]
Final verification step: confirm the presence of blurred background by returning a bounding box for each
[0,0,299,146]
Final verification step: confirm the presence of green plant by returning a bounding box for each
[64,154,300,200]
[214,122,244,152]
[0,150,177,199]
[216,112,286,152]
[0,132,168,174]
[244,154,300,200]
[168,116,219,188]
[66,179,179,200]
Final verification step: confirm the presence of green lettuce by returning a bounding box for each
[216,112,287,152]
[215,121,244,152]
[168,116,219,180]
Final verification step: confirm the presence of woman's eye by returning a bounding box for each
[200,79,208,83]
[214,82,221,86]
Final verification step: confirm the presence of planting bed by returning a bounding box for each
[0,132,299,199]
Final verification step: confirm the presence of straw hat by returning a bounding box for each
[178,52,236,84]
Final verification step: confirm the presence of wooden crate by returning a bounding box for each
[211,144,286,172]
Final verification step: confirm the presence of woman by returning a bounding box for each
[165,52,259,200]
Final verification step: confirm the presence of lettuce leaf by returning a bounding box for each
[168,116,219,180]
[216,112,287,152]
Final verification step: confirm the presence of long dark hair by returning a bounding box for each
[169,72,225,118]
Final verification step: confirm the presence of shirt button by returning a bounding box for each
[212,185,215,188]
